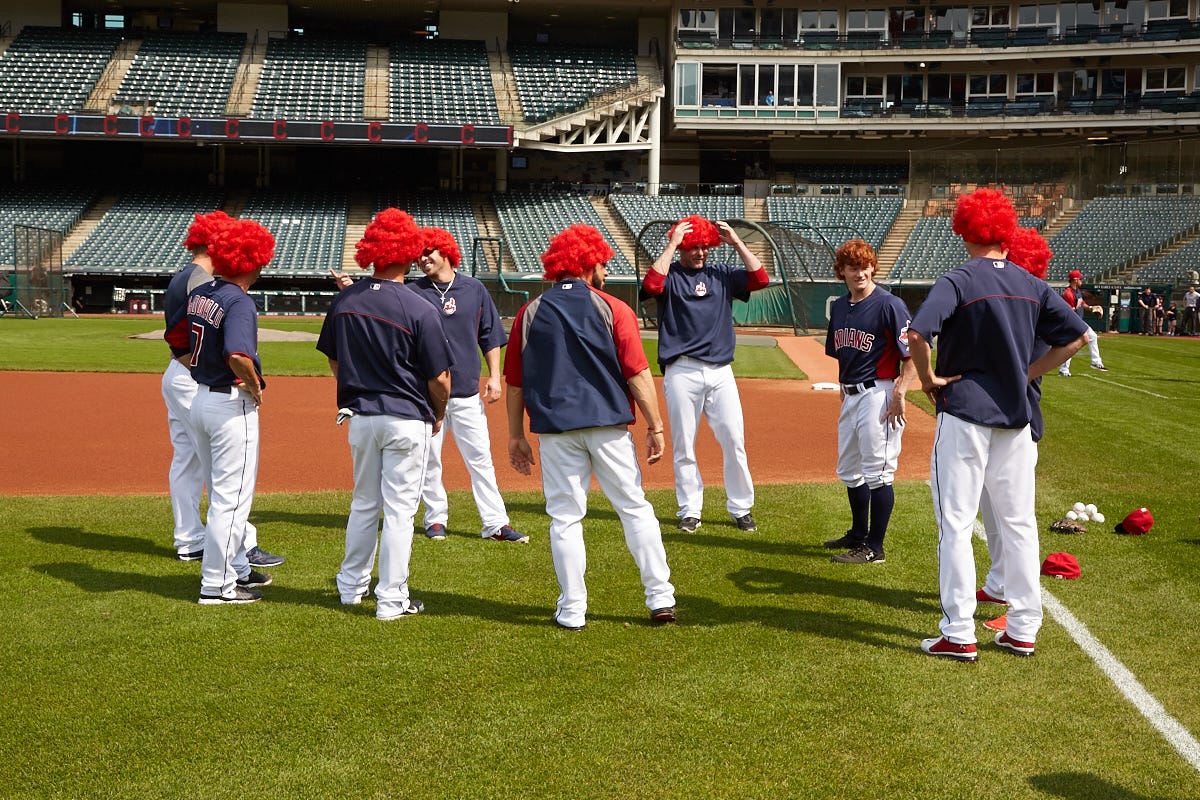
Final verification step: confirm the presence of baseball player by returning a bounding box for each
[163,210,284,568]
[506,224,675,630]
[187,218,277,604]
[908,189,1088,660]
[823,239,915,564]
[642,215,768,533]
[408,227,527,543]
[1057,269,1107,376]
[317,209,452,621]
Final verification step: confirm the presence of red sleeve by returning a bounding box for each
[606,293,649,379]
[502,305,525,387]
[641,269,666,296]
[164,318,189,350]
[747,267,769,291]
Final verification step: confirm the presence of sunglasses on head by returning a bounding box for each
[422,246,437,257]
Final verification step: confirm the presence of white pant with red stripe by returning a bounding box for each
[421,393,510,536]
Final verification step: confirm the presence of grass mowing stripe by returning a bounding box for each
[970,518,1200,774]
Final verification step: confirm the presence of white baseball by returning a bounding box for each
[1078,512,1092,521]
[1066,510,1079,521]
[1093,512,1105,523]
[1072,502,1086,513]
[1085,503,1098,515]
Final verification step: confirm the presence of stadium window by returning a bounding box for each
[847,9,887,32]
[1147,0,1188,20]
[889,7,925,38]
[972,5,1011,28]
[816,63,840,107]
[968,73,1008,99]
[1144,66,1186,92]
[799,9,838,30]
[1015,71,1055,96]
[103,14,125,29]
[1060,1,1101,30]
[796,64,815,106]
[676,62,700,106]
[845,75,885,101]
[1018,3,1058,28]
[932,6,970,39]
[679,9,718,32]
[71,12,84,27]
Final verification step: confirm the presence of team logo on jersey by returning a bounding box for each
[695,281,708,297]
[992,260,1006,269]
[899,322,910,346]
[370,283,381,291]
[443,298,457,315]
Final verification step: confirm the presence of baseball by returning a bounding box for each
[1066,510,1079,521]
[1085,503,1098,515]
[1093,512,1105,523]
[1078,512,1092,521]
[1072,502,1086,513]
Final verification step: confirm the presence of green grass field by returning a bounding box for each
[2,322,1199,798]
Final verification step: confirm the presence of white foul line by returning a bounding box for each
[1079,373,1169,398]
[972,520,1200,772]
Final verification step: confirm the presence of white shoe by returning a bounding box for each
[1058,370,1071,377]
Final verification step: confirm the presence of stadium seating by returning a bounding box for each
[0,184,97,267]
[1134,236,1200,283]
[890,216,1045,281]
[389,39,500,126]
[608,193,745,268]
[114,31,245,118]
[250,36,365,121]
[494,192,632,275]
[1048,197,1200,280]
[766,196,902,252]
[509,43,636,123]
[242,190,349,277]
[373,191,481,272]
[66,187,224,274]
[0,26,121,114]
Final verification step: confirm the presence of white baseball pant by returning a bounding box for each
[930,413,1042,645]
[421,393,510,536]
[336,414,429,620]
[663,357,754,519]
[1059,327,1101,374]
[191,385,257,598]
[836,379,902,489]
[162,359,260,555]
[538,426,675,629]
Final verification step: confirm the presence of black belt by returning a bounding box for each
[842,380,876,396]
[208,384,233,394]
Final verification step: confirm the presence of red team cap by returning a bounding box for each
[952,188,1018,246]
[207,218,276,278]
[670,215,721,250]
[1068,269,1084,280]
[183,209,233,251]
[1115,507,1154,535]
[421,226,461,268]
[355,208,423,270]
[1004,227,1052,280]
[1041,552,1081,579]
[541,224,614,281]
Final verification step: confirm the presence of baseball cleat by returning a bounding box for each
[677,517,701,533]
[824,530,865,549]
[487,525,529,543]
[831,544,884,564]
[983,614,1007,632]
[246,546,285,568]
[198,586,262,605]
[425,523,447,540]
[976,588,1007,605]
[1091,363,1108,371]
[732,513,758,532]
[650,606,677,625]
[236,569,272,588]
[176,548,205,562]
[919,636,978,662]
[1058,370,1071,377]
[553,614,585,631]
[994,631,1035,657]
[378,599,424,621]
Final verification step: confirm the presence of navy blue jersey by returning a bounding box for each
[163,262,211,357]
[504,280,645,435]
[825,287,911,384]
[187,278,263,389]
[911,256,1087,428]
[409,272,505,399]
[316,278,453,423]
[652,262,750,368]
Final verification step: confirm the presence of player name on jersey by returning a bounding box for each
[187,293,225,328]
[831,327,876,352]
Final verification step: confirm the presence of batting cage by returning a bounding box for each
[632,218,838,335]
[8,225,68,319]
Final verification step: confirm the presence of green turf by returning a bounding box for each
[2,333,1199,797]
[0,317,803,380]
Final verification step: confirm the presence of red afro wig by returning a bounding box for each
[1004,227,1052,280]
[540,224,614,281]
[208,218,275,278]
[421,227,461,268]
[952,188,1018,246]
[183,210,233,252]
[833,239,878,281]
[355,208,422,270]
[669,215,721,250]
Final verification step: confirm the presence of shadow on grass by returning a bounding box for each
[663,529,815,557]
[28,526,175,559]
[250,510,349,529]
[1028,772,1150,799]
[727,564,938,614]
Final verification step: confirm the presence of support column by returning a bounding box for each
[648,98,661,197]
[495,149,508,193]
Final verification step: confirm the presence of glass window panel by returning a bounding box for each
[816,63,839,105]
[676,62,699,106]
[797,65,815,105]
[739,64,757,105]
[1167,67,1186,89]
[779,64,795,105]
[761,9,783,38]
[759,64,775,104]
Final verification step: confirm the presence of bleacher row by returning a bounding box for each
[5,186,1200,285]
[0,27,636,125]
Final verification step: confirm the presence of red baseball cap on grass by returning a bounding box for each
[1041,552,1081,579]
[1115,508,1154,535]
